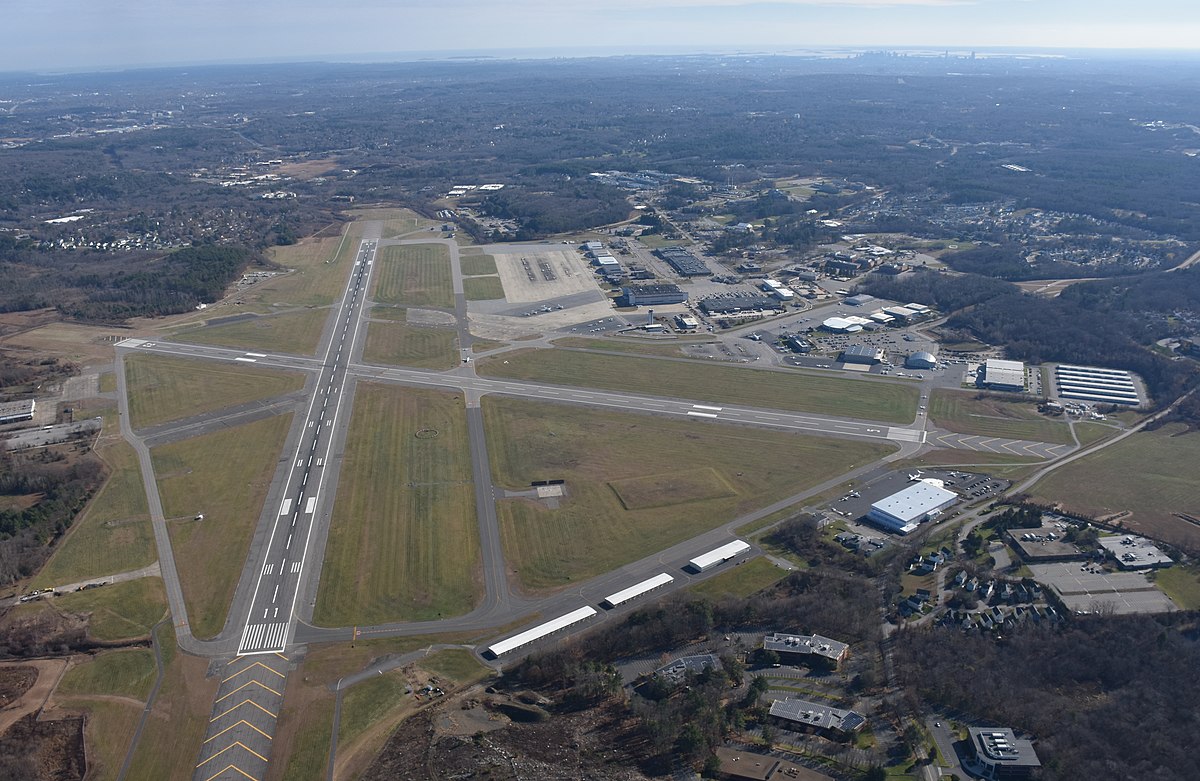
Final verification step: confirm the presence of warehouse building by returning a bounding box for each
[1055,364,1140,405]
[621,284,688,306]
[657,246,711,276]
[867,481,958,535]
[0,399,35,425]
[840,345,884,365]
[844,293,875,306]
[979,359,1026,391]
[700,296,782,316]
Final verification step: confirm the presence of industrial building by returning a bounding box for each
[762,632,848,669]
[700,296,782,316]
[769,698,867,738]
[714,747,834,781]
[674,314,700,330]
[840,345,884,365]
[484,606,597,658]
[844,293,875,306]
[601,573,674,608]
[905,351,937,370]
[688,540,751,572]
[657,246,711,276]
[867,481,958,535]
[0,399,36,425]
[966,728,1041,780]
[621,283,688,306]
[979,359,1026,391]
[1055,364,1140,405]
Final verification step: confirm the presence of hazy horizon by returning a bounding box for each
[5,0,1199,74]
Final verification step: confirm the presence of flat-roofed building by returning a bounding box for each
[621,283,687,306]
[0,399,35,425]
[966,727,1041,780]
[980,359,1026,391]
[868,481,958,535]
[840,345,884,365]
[714,747,834,781]
[763,632,848,668]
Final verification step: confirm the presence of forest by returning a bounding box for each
[893,613,1200,780]
[0,446,105,585]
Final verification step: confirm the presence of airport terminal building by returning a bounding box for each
[867,481,958,535]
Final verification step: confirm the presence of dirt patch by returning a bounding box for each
[0,666,38,710]
[406,308,458,327]
[362,698,654,781]
[0,713,85,780]
[0,658,69,736]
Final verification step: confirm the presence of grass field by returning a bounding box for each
[278,698,334,781]
[463,276,506,300]
[155,414,292,639]
[552,336,701,358]
[689,557,788,600]
[348,207,437,239]
[250,225,362,308]
[420,648,491,685]
[893,449,1043,480]
[124,353,305,429]
[1151,566,1200,610]
[485,397,893,591]
[53,577,167,642]
[478,349,919,424]
[175,308,329,355]
[55,698,142,781]
[32,437,155,588]
[99,372,117,393]
[124,624,218,781]
[472,338,508,353]
[363,319,458,369]
[928,390,1073,444]
[459,255,498,276]
[374,244,454,309]
[314,384,479,626]
[609,467,736,510]
[1031,424,1200,549]
[1074,421,1121,447]
[58,648,157,700]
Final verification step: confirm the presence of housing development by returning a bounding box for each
[0,50,1198,781]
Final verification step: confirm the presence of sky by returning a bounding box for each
[5,0,1199,72]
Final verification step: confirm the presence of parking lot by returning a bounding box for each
[1029,562,1178,615]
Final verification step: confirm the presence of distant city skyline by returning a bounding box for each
[4,0,1198,73]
